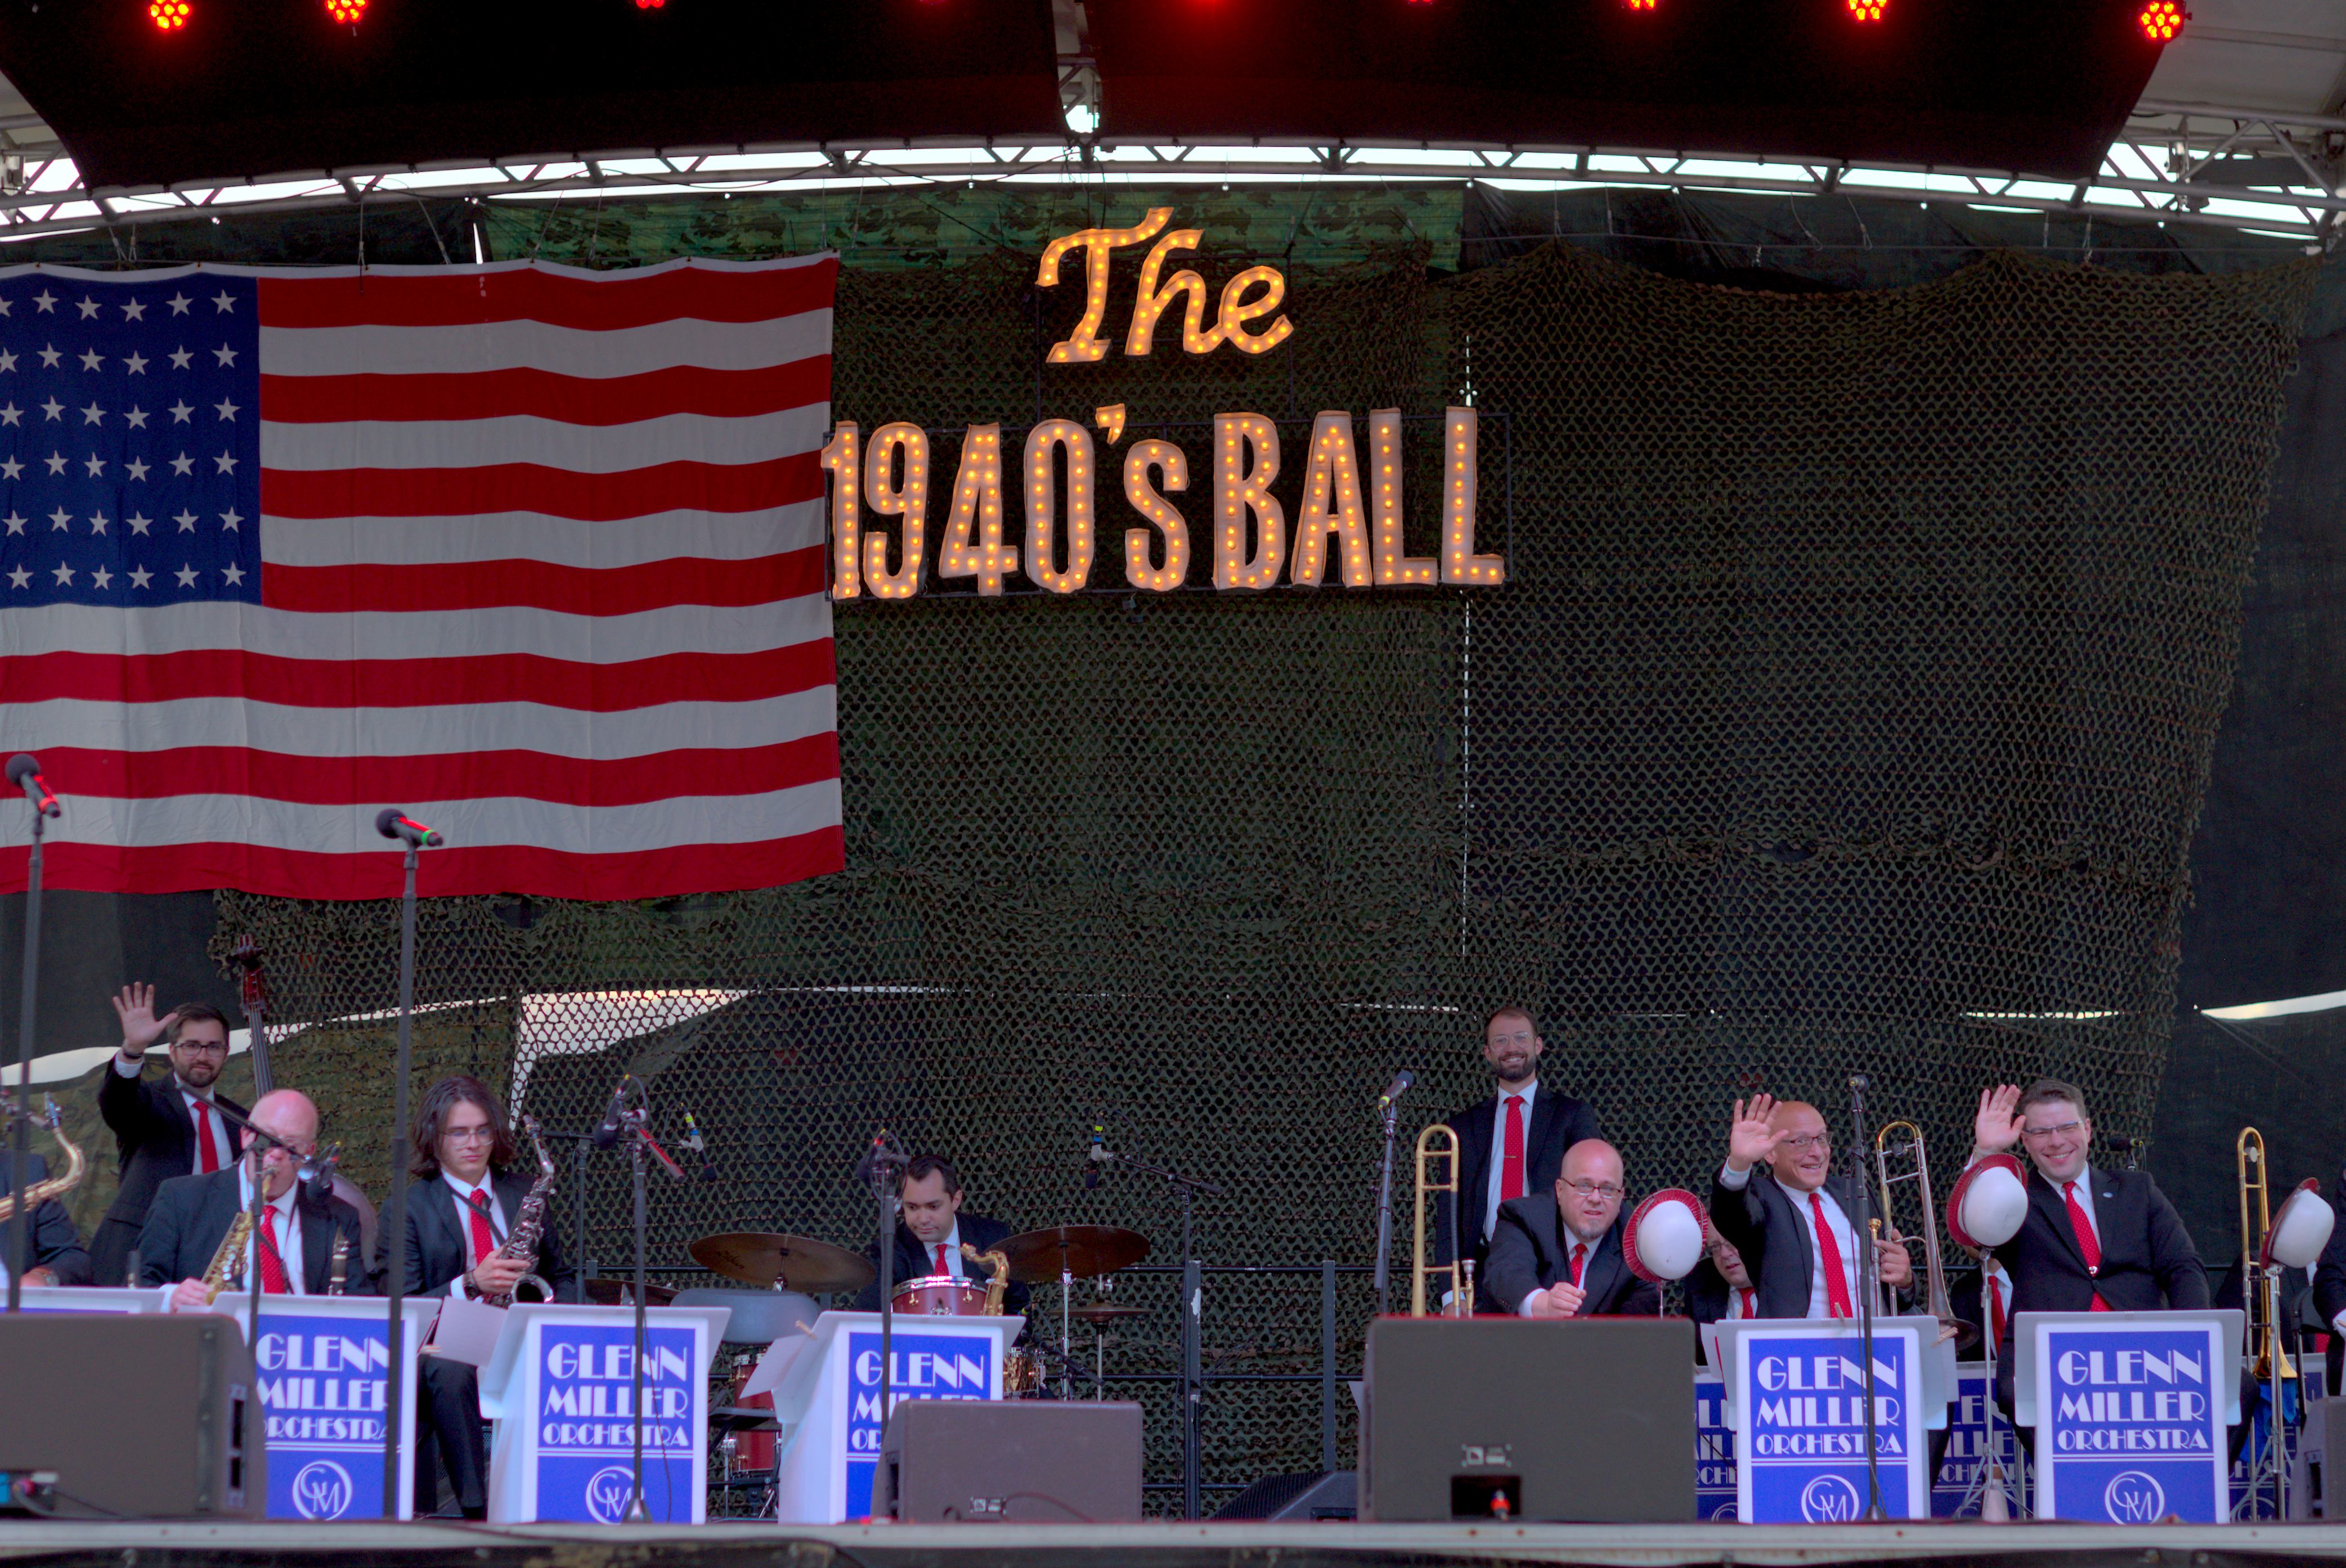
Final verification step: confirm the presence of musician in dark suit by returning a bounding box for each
[1709,1095,1913,1319]
[1429,1005,1603,1312]
[852,1153,1030,1317]
[138,1089,371,1302]
[1686,1232,1760,1362]
[1,1150,95,1287]
[403,1075,572,1520]
[93,985,247,1286]
[2313,1167,2346,1397]
[1484,1139,1659,1318]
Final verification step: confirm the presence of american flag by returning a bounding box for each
[0,257,842,900]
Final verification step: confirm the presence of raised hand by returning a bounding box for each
[1727,1094,1785,1173]
[1972,1084,2023,1157]
[112,982,180,1056]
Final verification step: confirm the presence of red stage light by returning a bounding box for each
[1846,0,1885,19]
[324,0,364,21]
[636,0,665,11]
[148,0,189,28]
[2139,0,2185,41]
[1626,0,1657,11]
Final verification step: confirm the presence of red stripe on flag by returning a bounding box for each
[257,259,838,331]
[0,640,836,709]
[263,546,826,614]
[33,734,840,806]
[261,451,822,520]
[258,358,833,425]
[0,828,847,899]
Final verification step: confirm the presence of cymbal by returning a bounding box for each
[583,1278,678,1308]
[995,1225,1150,1283]
[1071,1301,1150,1326]
[689,1232,876,1295]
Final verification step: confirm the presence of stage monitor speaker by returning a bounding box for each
[875,1399,1143,1522]
[0,1313,263,1518]
[1361,1316,1694,1522]
[1214,1468,1357,1520]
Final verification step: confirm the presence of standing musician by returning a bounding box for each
[93,985,248,1286]
[1484,1138,1659,1318]
[403,1075,575,1521]
[1430,1005,1603,1312]
[852,1154,1029,1316]
[137,1088,371,1303]
[1710,1094,1913,1319]
[0,1149,93,1287]
[2312,1165,2346,1396]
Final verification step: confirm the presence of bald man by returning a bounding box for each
[1709,1094,1911,1320]
[140,1088,374,1303]
[1484,1138,1661,1319]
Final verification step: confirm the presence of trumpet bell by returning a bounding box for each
[1946,1153,2030,1251]
[1625,1188,1710,1283]
[2266,1180,2335,1271]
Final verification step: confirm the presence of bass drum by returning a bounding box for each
[1003,1347,1046,1398]
[891,1274,990,1317]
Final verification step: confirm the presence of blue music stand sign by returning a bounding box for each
[1717,1320,1933,1522]
[2017,1310,2238,1524]
[1693,1372,1738,1520]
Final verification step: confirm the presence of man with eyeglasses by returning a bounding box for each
[1430,1005,1603,1311]
[1485,1138,1658,1318]
[92,983,250,1287]
[137,1088,373,1304]
[1710,1094,1913,1320]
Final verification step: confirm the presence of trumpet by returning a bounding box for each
[1412,1123,1473,1317]
[2238,1127,2296,1385]
[1873,1119,1975,1350]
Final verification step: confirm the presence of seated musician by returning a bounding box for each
[1,1149,94,1287]
[1685,1231,1760,1337]
[1710,1094,1913,1318]
[137,1088,372,1304]
[852,1154,1028,1317]
[1484,1138,1658,1317]
[404,1074,575,1520]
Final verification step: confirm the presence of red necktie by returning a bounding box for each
[1569,1243,1586,1287]
[2064,1181,2110,1310]
[1500,1095,1527,1201]
[193,1101,220,1174]
[934,1243,949,1276]
[1988,1273,2006,1340]
[1738,1288,1756,1318]
[1811,1193,1855,1318]
[256,1207,291,1295]
[465,1189,496,1265]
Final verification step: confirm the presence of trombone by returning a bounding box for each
[1873,1120,1974,1350]
[2237,1127,2297,1387]
[1412,1123,1474,1317]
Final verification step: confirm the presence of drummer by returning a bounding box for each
[853,1154,1030,1317]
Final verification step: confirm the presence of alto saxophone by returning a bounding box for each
[483,1113,557,1308]
[201,1211,255,1304]
[0,1097,86,1223]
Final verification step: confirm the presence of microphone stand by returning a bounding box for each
[1373,1095,1402,1318]
[205,1098,308,1331]
[607,1080,685,1522]
[378,825,431,1516]
[1847,1074,1887,1521]
[6,779,47,1314]
[1093,1144,1222,1519]
[860,1131,910,1477]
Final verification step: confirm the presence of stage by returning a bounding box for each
[2,1519,2344,1568]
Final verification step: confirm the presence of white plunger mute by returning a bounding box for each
[1625,1189,1710,1283]
[2266,1180,2336,1270]
[1945,1153,2030,1251]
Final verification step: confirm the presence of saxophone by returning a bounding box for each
[960,1243,1012,1315]
[201,1211,255,1304]
[0,1097,85,1224]
[483,1114,556,1308]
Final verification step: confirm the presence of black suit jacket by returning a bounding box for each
[1483,1193,1658,1318]
[138,1166,374,1295]
[1982,1165,2207,1331]
[2314,1169,2346,1396]
[1430,1084,1603,1310]
[99,1064,246,1233]
[852,1210,1030,1316]
[1,1152,93,1285]
[1709,1166,1891,1320]
[402,1170,578,1302]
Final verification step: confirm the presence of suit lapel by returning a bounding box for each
[1525,1088,1559,1168]
[1769,1174,1816,1314]
[422,1179,469,1282]
[2031,1175,2090,1271]
[298,1191,334,1292]
[1577,1225,1625,1314]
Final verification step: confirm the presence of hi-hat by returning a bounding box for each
[996,1225,1150,1282]
[689,1232,875,1295]
[1071,1301,1150,1326]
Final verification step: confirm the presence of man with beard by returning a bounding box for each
[1710,1094,1913,1319]
[1483,1138,1658,1318]
[1429,1005,1603,1312]
[93,983,246,1286]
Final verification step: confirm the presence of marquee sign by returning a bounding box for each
[827,210,1505,600]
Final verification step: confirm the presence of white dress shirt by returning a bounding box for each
[1717,1162,1860,1318]
[2057,1167,2100,1239]
[444,1172,510,1299]
[1483,1081,1540,1245]
[1515,1226,1602,1318]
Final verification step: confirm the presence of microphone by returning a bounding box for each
[590,1081,629,1150]
[1084,1126,1107,1190]
[298,1143,342,1204]
[374,807,443,848]
[1377,1069,1416,1109]
[683,1111,718,1183]
[7,754,58,819]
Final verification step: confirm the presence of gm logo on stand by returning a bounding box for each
[1798,1474,1863,1522]
[2105,1470,2166,1522]
[584,1466,635,1524]
[290,1461,355,1520]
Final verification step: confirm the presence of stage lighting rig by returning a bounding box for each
[147,0,189,28]
[324,0,365,21]
[2138,0,2185,41]
[1846,0,1886,19]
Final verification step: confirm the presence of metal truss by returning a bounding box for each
[0,102,2335,250]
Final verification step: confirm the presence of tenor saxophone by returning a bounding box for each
[0,1097,86,1223]
[483,1114,557,1308]
[201,1211,255,1304]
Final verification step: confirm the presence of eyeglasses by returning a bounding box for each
[1562,1180,1626,1200]
[174,1039,230,1055]
[1779,1133,1830,1151]
[443,1126,498,1145]
[2022,1120,2084,1140]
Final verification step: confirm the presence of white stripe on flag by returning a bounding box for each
[258,500,827,569]
[258,312,833,379]
[258,403,832,474]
